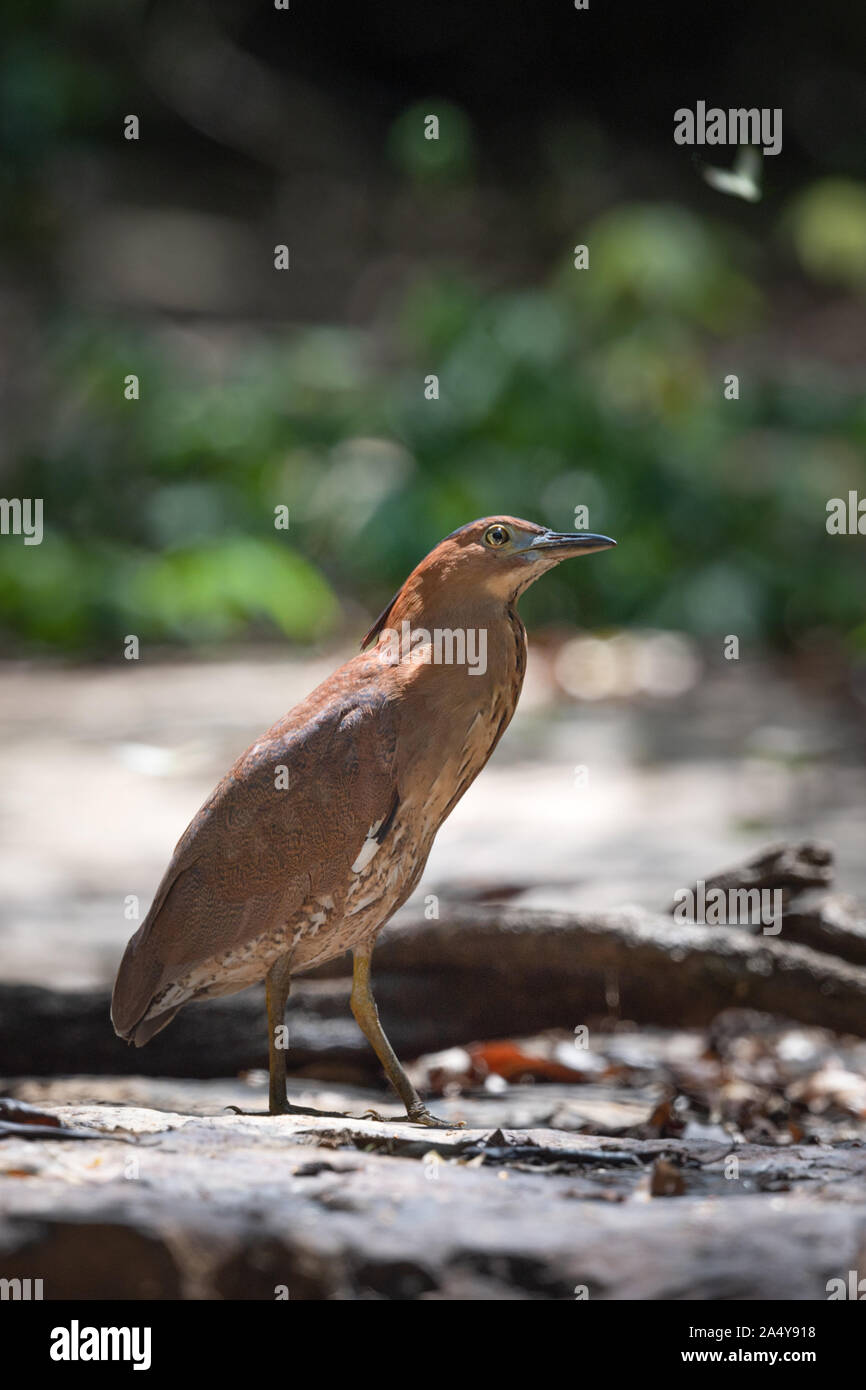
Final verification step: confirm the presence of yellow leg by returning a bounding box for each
[350,945,460,1128]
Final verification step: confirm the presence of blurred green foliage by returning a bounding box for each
[1,78,865,655]
[786,179,866,289]
[3,193,866,654]
[388,100,477,184]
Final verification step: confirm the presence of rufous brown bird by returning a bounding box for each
[112,517,616,1126]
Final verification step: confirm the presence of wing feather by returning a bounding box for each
[111,676,398,1041]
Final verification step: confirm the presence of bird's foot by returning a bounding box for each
[359,1105,464,1129]
[226,1104,287,1117]
[226,1100,463,1128]
[285,1102,363,1121]
[408,1106,465,1129]
[226,1102,355,1120]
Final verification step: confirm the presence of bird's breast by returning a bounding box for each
[289,695,513,971]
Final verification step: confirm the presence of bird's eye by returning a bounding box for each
[484,524,511,549]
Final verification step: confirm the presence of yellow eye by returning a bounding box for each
[484,524,511,549]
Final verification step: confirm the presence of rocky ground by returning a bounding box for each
[3,1076,866,1301]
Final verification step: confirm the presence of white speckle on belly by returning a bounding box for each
[351,817,385,872]
[346,893,382,916]
[308,911,327,936]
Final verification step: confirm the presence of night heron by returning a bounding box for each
[112,517,616,1126]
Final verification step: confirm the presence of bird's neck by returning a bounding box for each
[386,569,514,637]
[376,574,527,704]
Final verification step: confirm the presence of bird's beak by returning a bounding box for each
[527,530,617,558]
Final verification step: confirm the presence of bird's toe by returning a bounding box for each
[406,1106,464,1129]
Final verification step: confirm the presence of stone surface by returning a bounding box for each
[2,1078,865,1300]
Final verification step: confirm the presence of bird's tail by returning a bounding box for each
[111,923,175,1046]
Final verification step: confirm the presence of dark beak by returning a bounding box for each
[529,530,617,558]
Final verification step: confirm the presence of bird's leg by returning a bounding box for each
[227,956,361,1121]
[226,955,294,1115]
[265,954,294,1115]
[350,945,461,1128]
[228,948,460,1127]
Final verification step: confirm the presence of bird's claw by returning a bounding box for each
[409,1108,465,1129]
[225,1102,349,1119]
[358,1106,463,1129]
[227,1103,464,1128]
[225,1104,292,1117]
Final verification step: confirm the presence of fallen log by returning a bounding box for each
[0,980,366,1081]
[671,841,866,966]
[5,902,866,1079]
[367,905,866,1039]
[674,840,835,903]
[781,895,866,968]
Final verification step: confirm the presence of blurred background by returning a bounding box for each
[1,0,865,978]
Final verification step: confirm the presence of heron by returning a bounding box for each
[112,516,616,1126]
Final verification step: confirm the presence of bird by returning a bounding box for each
[112,516,616,1127]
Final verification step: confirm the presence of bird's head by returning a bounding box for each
[362,516,616,646]
[432,516,616,599]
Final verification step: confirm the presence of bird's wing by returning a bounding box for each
[111,681,398,1040]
